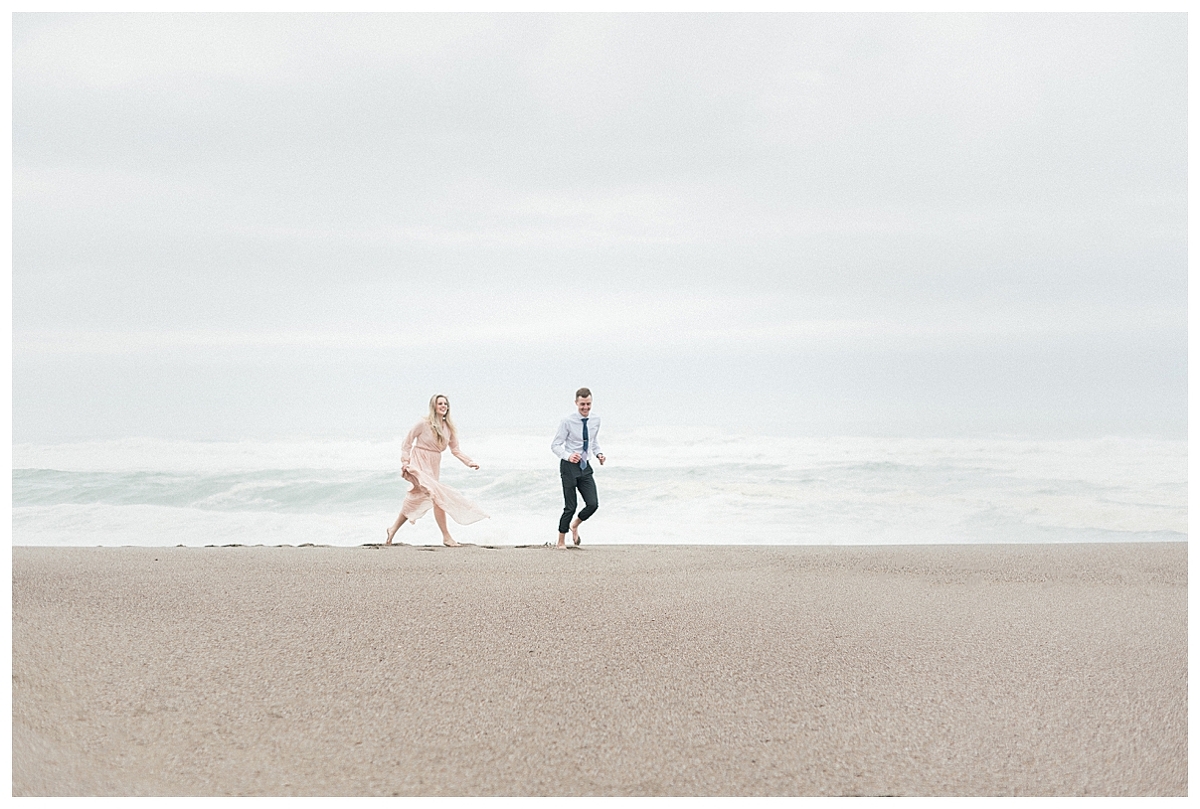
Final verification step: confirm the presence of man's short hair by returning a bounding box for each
[575,387,592,400]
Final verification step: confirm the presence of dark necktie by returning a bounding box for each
[581,418,589,469]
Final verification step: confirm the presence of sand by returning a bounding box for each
[11,542,1187,796]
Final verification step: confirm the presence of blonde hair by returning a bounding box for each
[426,394,457,448]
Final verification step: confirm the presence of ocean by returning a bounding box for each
[11,431,1186,548]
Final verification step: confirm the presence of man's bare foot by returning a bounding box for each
[442,537,460,547]
[571,526,581,546]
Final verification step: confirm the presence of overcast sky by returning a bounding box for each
[12,13,1187,442]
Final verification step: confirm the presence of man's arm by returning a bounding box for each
[551,419,571,461]
[591,418,604,464]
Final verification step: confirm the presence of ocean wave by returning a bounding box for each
[12,433,1187,547]
[13,432,1187,477]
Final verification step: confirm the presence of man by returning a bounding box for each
[551,387,606,548]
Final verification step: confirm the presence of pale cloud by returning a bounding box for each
[11,13,1186,440]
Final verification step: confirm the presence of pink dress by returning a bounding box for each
[400,420,489,525]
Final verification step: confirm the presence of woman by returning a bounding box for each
[386,394,488,547]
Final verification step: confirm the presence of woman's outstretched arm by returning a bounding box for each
[449,431,479,469]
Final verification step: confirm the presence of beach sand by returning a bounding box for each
[12,542,1187,796]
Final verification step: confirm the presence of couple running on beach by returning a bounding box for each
[385,388,605,549]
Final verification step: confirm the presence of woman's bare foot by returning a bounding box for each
[442,537,460,547]
[386,514,407,545]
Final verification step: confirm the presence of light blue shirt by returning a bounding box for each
[551,413,603,464]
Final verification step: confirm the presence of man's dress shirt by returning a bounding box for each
[552,413,603,466]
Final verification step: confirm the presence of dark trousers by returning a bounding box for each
[559,459,599,534]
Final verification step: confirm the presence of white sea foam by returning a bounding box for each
[11,432,1187,547]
